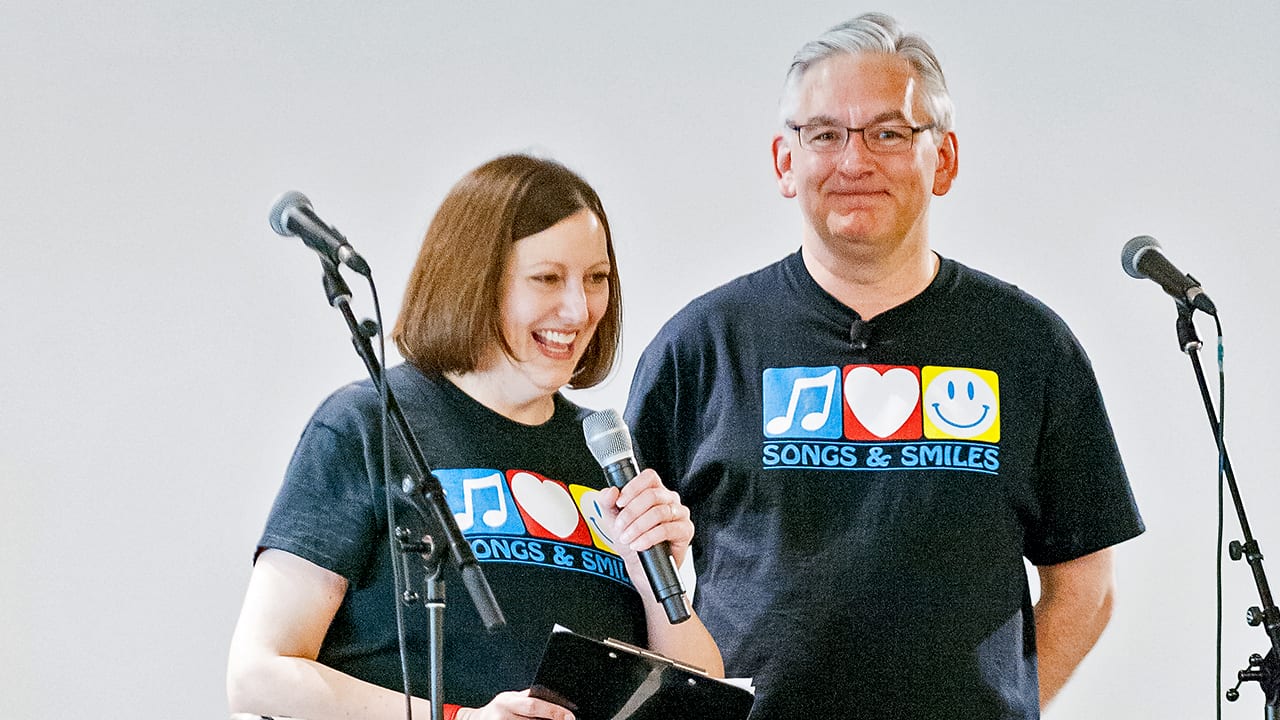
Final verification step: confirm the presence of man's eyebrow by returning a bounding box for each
[796,110,912,127]
[866,110,910,125]
[797,114,844,126]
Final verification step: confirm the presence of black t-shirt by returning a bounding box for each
[259,364,646,709]
[625,251,1144,719]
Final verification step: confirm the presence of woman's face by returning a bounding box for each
[490,208,612,399]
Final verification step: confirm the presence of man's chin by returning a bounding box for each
[822,218,881,246]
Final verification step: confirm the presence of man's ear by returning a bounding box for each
[932,131,959,196]
[772,134,797,198]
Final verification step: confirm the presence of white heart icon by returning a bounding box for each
[509,471,581,538]
[844,367,920,438]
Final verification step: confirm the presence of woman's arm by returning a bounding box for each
[227,549,573,720]
[600,470,725,677]
[227,549,434,719]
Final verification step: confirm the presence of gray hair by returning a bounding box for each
[779,12,954,134]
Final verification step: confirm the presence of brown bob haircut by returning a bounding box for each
[391,154,621,389]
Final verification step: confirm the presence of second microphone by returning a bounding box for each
[582,408,691,624]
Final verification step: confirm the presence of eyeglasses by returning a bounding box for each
[786,122,936,154]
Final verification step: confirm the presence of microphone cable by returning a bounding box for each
[1213,314,1225,720]
[367,276,421,720]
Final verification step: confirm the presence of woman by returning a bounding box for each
[227,154,723,720]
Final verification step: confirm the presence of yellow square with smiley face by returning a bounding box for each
[921,366,1000,442]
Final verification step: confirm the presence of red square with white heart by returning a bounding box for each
[506,469,593,546]
[842,364,923,440]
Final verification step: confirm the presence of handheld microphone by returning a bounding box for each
[582,409,691,624]
[1121,235,1215,315]
[269,191,371,276]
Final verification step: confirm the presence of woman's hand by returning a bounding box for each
[594,471,725,678]
[457,689,573,720]
[596,469,692,567]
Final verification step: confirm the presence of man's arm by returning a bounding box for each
[1034,546,1116,708]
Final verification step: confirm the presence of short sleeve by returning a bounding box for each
[625,332,686,491]
[1023,331,1145,565]
[257,410,382,583]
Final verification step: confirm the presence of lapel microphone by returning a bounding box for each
[849,316,870,353]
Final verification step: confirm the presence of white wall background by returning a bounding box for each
[3,1,1277,716]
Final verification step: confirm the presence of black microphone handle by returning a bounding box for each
[602,460,692,624]
[1136,248,1216,315]
[286,207,372,277]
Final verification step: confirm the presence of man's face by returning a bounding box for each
[773,52,958,256]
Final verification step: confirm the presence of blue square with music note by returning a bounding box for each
[762,366,843,439]
[434,468,526,536]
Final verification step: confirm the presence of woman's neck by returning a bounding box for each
[444,368,557,426]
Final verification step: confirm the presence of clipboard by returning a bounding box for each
[530,626,754,720]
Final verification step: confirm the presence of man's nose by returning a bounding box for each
[837,132,877,171]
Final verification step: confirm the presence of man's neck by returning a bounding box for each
[800,235,939,320]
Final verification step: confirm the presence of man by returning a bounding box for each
[624,12,1144,719]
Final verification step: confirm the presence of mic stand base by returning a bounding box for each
[397,527,447,720]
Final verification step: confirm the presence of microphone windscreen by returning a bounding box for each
[1121,235,1159,280]
[582,409,634,467]
[268,190,310,236]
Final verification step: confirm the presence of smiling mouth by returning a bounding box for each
[533,329,579,358]
[830,190,889,206]
[931,404,991,429]
[588,517,614,544]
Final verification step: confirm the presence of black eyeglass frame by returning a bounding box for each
[785,121,937,154]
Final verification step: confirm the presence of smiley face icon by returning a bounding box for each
[921,367,1000,441]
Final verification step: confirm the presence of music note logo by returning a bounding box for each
[455,474,509,530]
[762,367,842,438]
[434,468,524,536]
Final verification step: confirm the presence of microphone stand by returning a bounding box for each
[394,525,446,720]
[317,257,507,720]
[1173,302,1280,717]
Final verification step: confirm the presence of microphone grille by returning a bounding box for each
[268,190,311,236]
[582,408,634,467]
[1121,235,1159,280]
